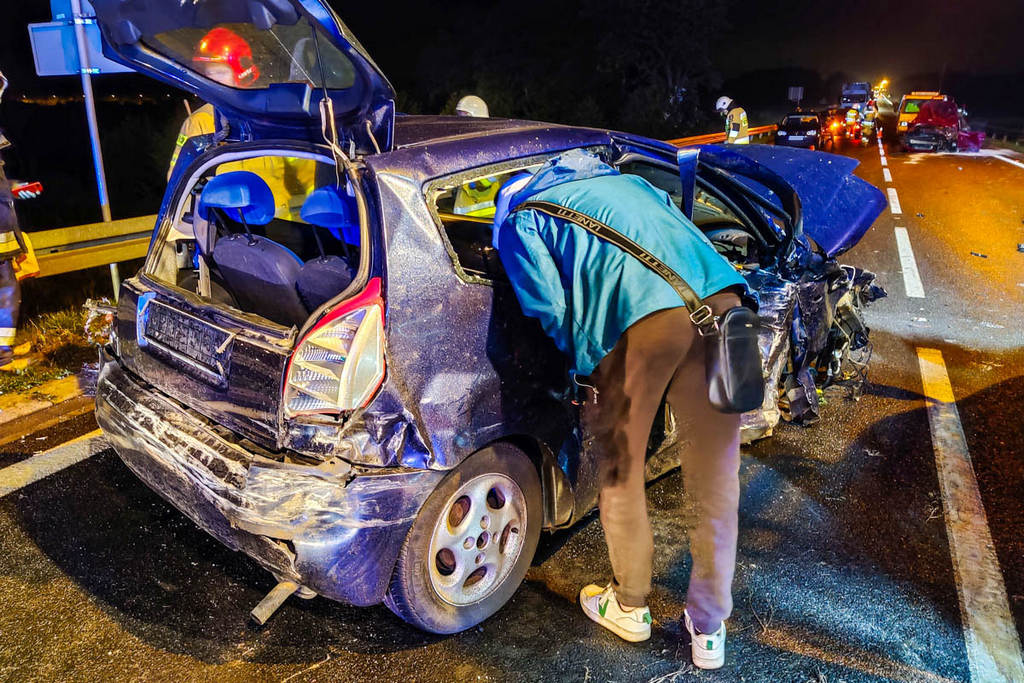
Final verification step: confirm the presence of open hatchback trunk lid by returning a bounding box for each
[92,0,395,152]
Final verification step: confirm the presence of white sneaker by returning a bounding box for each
[579,584,652,642]
[684,609,726,670]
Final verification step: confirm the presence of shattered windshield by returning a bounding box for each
[902,99,930,114]
[147,20,356,90]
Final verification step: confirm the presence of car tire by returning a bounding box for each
[384,442,542,634]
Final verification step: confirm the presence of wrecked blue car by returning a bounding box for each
[90,0,885,634]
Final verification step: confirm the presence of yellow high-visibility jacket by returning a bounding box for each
[726,107,750,144]
[453,177,500,218]
[169,103,317,222]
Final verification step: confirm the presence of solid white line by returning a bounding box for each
[894,228,926,298]
[991,152,1024,171]
[883,168,893,183]
[917,349,1024,683]
[0,430,107,497]
[887,187,903,214]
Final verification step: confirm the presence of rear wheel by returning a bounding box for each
[384,443,542,633]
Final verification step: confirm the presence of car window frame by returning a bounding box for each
[424,146,612,287]
[142,142,366,309]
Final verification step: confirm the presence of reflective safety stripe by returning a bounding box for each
[0,231,21,255]
[453,200,495,217]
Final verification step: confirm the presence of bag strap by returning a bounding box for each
[515,199,718,335]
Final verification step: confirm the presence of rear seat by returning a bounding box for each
[296,186,358,311]
[198,171,310,327]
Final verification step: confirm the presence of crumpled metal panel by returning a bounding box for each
[740,272,798,442]
[96,357,444,605]
[351,169,574,471]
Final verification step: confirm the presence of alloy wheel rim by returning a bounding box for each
[427,473,527,607]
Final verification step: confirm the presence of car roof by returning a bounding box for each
[392,115,558,148]
[370,115,619,182]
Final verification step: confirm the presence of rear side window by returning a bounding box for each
[431,167,543,283]
[147,20,356,90]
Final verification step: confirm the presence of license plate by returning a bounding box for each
[143,301,232,377]
[789,135,805,141]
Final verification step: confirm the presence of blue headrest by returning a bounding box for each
[198,171,276,225]
[301,186,357,227]
[301,186,359,244]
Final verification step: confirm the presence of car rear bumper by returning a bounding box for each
[95,353,444,606]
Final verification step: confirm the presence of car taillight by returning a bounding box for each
[284,278,385,417]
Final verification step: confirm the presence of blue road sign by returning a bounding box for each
[30,0,131,77]
[49,0,96,22]
[28,21,132,77]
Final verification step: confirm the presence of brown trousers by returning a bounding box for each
[585,292,742,633]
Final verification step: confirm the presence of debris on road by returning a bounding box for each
[917,212,925,218]
[970,251,988,258]
[1016,243,1024,253]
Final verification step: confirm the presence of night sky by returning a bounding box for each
[723,0,1023,80]
[1,0,1021,94]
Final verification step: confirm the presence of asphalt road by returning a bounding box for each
[1,135,1023,682]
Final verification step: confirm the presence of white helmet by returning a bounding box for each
[715,96,733,114]
[455,95,489,118]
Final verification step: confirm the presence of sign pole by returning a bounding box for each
[69,0,119,300]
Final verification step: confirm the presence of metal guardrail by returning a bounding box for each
[666,124,778,147]
[31,214,155,278]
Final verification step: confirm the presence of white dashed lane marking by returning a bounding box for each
[0,430,106,498]
[894,227,926,298]
[880,156,888,167]
[917,349,1024,683]
[883,168,893,183]
[887,187,903,215]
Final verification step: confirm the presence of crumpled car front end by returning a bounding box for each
[95,353,443,607]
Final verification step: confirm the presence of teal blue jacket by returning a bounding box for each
[496,151,747,376]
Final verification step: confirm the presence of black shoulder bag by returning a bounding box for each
[517,200,764,414]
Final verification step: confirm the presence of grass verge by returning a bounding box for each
[0,307,95,397]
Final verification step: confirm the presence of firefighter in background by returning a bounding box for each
[845,106,861,140]
[0,70,41,367]
[168,28,316,221]
[860,101,878,145]
[455,95,489,118]
[453,176,500,218]
[450,95,496,215]
[715,96,749,144]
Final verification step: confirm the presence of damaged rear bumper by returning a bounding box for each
[95,356,443,606]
